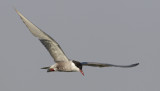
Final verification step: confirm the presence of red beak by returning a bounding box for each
[80,70,84,76]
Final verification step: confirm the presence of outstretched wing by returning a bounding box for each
[81,62,139,68]
[16,9,69,62]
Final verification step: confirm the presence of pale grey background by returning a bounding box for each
[0,0,159,91]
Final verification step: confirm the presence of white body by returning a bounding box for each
[50,60,80,72]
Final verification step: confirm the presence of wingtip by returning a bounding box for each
[14,8,22,16]
[14,7,18,13]
[131,63,139,67]
[15,9,18,13]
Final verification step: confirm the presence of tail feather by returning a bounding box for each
[41,67,50,69]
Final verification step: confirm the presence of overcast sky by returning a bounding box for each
[0,0,159,91]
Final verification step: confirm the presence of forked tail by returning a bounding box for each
[41,67,50,69]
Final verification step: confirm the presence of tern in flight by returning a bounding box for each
[16,9,139,76]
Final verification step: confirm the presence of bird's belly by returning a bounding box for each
[56,61,79,72]
[57,66,79,72]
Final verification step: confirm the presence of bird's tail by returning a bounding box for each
[41,67,50,69]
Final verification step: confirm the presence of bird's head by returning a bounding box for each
[72,60,84,76]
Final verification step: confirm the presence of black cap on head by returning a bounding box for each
[72,60,82,70]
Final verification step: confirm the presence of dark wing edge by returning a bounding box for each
[81,62,139,68]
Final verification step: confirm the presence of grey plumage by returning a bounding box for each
[16,9,69,62]
[81,62,139,68]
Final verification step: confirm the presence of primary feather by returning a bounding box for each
[81,62,139,68]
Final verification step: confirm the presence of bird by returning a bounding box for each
[15,9,139,76]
